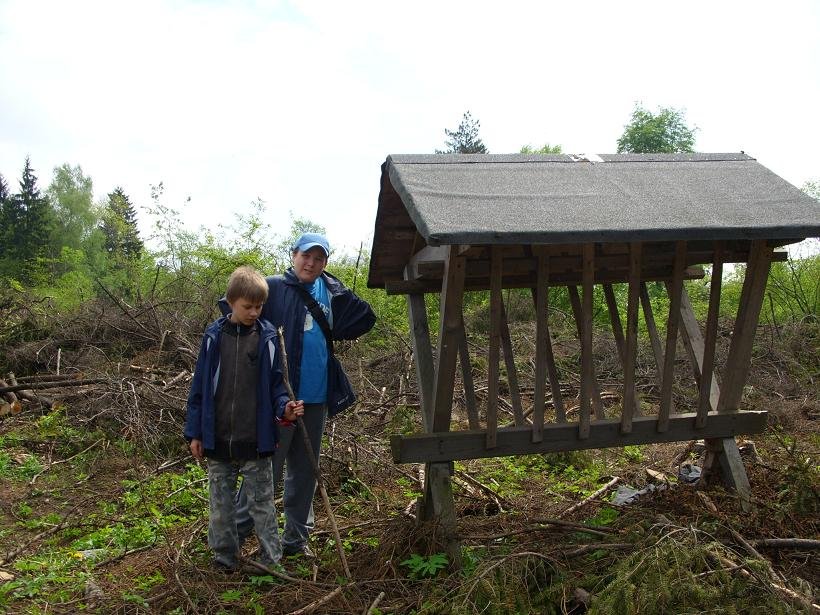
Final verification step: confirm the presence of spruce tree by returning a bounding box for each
[0,173,9,260]
[436,111,489,154]
[103,187,143,260]
[15,158,54,281]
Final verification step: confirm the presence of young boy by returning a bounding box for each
[184,266,304,572]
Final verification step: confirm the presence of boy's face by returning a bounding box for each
[292,246,328,284]
[227,297,263,326]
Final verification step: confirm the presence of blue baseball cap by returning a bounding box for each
[293,232,330,257]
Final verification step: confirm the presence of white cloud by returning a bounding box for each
[1,0,818,256]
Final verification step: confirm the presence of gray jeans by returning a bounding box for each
[236,404,327,552]
[208,457,282,567]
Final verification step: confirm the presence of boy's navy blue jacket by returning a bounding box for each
[184,316,290,455]
[219,269,376,417]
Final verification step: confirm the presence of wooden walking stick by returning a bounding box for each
[277,327,351,579]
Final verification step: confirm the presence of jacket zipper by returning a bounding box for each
[228,322,240,459]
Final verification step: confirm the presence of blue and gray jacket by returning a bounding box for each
[219,269,376,416]
[184,316,289,458]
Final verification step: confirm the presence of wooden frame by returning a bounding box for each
[400,239,776,529]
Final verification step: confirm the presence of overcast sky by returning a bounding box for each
[1,0,818,257]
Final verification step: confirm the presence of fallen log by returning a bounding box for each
[0,378,106,395]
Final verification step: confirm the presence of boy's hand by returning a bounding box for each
[190,439,204,461]
[283,400,304,422]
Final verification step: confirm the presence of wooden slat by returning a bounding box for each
[530,284,566,426]
[697,245,724,427]
[390,411,768,463]
[579,243,595,438]
[568,285,606,421]
[432,246,467,433]
[639,282,671,415]
[603,283,642,420]
[500,302,525,426]
[658,241,686,432]
[603,284,627,358]
[718,240,773,412]
[486,246,502,448]
[676,286,722,421]
[383,265,706,295]
[621,242,642,434]
[457,320,480,430]
[406,292,435,431]
[532,247,547,441]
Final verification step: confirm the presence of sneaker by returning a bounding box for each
[282,544,315,559]
[212,559,237,574]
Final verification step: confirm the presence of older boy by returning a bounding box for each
[185,266,304,572]
[227,233,376,558]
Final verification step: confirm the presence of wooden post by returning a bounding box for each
[420,462,462,566]
[699,438,753,513]
[419,245,465,547]
[704,240,771,513]
[486,246,502,448]
[658,241,686,432]
[621,242,642,434]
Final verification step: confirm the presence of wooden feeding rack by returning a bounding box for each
[367,153,820,534]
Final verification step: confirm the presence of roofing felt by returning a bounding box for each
[385,153,820,245]
[367,153,820,287]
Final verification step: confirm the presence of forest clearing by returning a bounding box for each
[0,253,818,613]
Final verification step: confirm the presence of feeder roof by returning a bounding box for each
[368,153,820,288]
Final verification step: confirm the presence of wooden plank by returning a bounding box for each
[622,242,642,434]
[390,411,768,463]
[406,292,435,431]
[718,240,773,412]
[500,302,525,426]
[405,245,449,280]
[486,246,502,448]
[383,266,707,295]
[432,246,467,433]
[658,241,686,432]
[568,285,606,421]
[532,247,548,441]
[457,320,480,430]
[697,245,724,427]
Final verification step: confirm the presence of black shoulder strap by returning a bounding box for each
[291,284,334,355]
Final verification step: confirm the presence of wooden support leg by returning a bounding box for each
[699,437,753,513]
[418,462,462,567]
